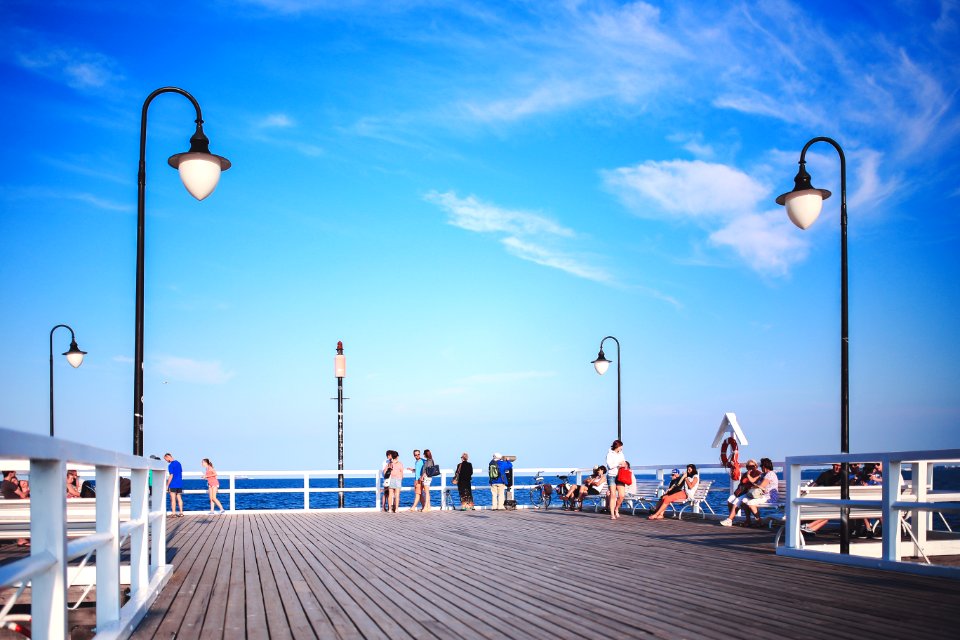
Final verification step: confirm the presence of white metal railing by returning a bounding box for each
[778,448,960,578]
[0,427,170,639]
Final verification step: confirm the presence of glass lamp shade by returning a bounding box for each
[335,354,346,378]
[781,189,830,230]
[168,152,231,201]
[64,342,87,368]
[592,353,611,375]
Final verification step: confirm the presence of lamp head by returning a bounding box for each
[592,348,611,375]
[167,122,231,201]
[775,161,831,230]
[63,340,87,368]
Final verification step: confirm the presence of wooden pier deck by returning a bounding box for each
[125,509,960,639]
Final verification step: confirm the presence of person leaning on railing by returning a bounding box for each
[1,470,30,547]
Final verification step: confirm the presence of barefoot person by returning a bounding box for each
[202,458,225,514]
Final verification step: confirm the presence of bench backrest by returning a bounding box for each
[628,480,663,497]
[688,480,712,501]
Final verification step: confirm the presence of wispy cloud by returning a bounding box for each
[425,190,613,284]
[258,113,296,128]
[15,47,122,91]
[426,190,574,237]
[603,158,807,276]
[0,186,132,213]
[154,356,235,385]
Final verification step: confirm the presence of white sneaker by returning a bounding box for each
[720,518,733,527]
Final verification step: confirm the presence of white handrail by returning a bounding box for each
[779,448,960,578]
[0,427,171,639]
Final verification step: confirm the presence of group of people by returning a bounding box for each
[379,449,522,512]
[558,440,636,519]
[719,457,779,527]
[1,470,31,546]
[380,448,441,513]
[163,452,224,517]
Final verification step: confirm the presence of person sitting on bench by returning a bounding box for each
[648,465,699,520]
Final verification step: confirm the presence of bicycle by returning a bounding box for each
[530,472,574,509]
[530,471,552,509]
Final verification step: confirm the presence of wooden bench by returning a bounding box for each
[0,498,132,539]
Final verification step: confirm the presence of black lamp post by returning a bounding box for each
[591,336,621,442]
[776,136,851,554]
[335,341,346,508]
[133,87,231,456]
[50,324,86,437]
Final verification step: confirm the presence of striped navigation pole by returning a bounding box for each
[335,341,346,508]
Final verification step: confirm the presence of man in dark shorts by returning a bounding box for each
[164,453,184,517]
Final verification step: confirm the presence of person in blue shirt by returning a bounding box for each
[488,453,507,510]
[406,449,425,512]
[164,453,184,517]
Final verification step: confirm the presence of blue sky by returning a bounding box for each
[1,0,958,473]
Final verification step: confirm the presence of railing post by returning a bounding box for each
[96,465,121,627]
[150,467,167,576]
[31,459,68,640]
[374,473,381,509]
[304,473,310,511]
[440,471,447,510]
[911,461,929,552]
[229,472,236,511]
[130,468,149,597]
[785,460,802,549]
[882,458,901,562]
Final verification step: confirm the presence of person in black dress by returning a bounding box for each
[454,453,474,510]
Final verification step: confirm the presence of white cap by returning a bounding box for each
[493,453,502,460]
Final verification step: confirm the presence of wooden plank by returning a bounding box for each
[124,510,960,639]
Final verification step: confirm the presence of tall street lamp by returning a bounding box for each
[591,336,621,442]
[776,135,851,554]
[134,87,231,455]
[50,324,86,437]
[335,341,346,509]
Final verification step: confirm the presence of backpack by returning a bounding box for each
[488,461,500,482]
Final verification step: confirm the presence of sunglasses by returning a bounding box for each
[747,465,757,469]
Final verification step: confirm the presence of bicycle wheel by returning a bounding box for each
[530,486,544,509]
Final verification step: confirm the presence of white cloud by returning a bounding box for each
[501,237,613,284]
[153,356,235,385]
[604,158,808,276]
[16,48,122,90]
[603,160,768,220]
[258,113,296,128]
[425,190,574,237]
[709,212,809,276]
[424,190,616,285]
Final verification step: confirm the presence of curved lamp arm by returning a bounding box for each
[50,324,86,437]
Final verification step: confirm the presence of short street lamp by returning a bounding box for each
[776,135,852,554]
[591,336,621,442]
[133,87,231,456]
[50,324,86,437]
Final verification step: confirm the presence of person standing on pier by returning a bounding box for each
[454,452,474,510]
[420,449,437,512]
[381,450,392,512]
[489,453,507,510]
[408,449,425,512]
[386,450,403,513]
[202,458,224,514]
[605,440,626,515]
[164,453,184,517]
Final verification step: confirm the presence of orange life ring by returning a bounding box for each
[719,436,742,481]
